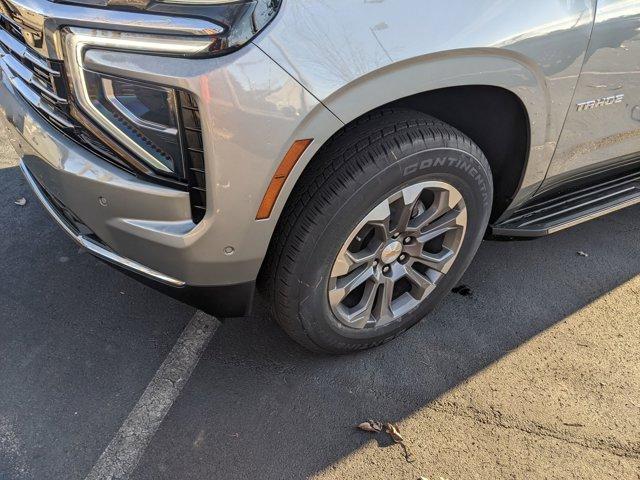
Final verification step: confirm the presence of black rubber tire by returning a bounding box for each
[263,109,493,354]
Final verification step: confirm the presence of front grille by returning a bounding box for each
[0,15,74,130]
[0,15,207,224]
[0,14,132,174]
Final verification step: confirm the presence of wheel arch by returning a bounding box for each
[258,49,551,278]
[388,84,530,220]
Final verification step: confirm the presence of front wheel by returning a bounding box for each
[265,109,493,354]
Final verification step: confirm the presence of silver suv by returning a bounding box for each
[2,0,639,353]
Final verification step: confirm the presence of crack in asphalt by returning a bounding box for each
[427,400,640,460]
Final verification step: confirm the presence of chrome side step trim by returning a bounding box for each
[540,193,640,234]
[493,170,640,237]
[20,161,186,287]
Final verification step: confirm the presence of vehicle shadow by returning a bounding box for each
[132,201,640,478]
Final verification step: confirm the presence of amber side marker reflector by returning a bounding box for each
[256,139,313,220]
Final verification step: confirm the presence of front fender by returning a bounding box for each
[255,0,595,215]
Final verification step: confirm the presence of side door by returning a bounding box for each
[543,0,640,191]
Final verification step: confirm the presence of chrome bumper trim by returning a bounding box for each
[20,160,186,287]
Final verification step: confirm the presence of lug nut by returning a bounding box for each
[392,232,400,239]
[399,254,406,261]
[373,260,379,267]
[382,265,390,273]
[403,236,412,244]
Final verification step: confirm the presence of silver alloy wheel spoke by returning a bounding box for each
[341,280,378,329]
[408,189,461,233]
[372,275,396,325]
[328,265,375,305]
[413,247,456,274]
[404,261,435,297]
[419,207,466,240]
[391,183,424,235]
[328,181,467,330]
[366,201,393,241]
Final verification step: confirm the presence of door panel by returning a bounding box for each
[544,0,640,190]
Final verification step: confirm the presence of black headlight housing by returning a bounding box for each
[84,71,186,177]
[61,25,212,221]
[75,68,208,222]
[53,0,283,56]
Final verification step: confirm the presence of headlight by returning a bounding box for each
[85,71,184,176]
[62,27,209,177]
[56,0,282,56]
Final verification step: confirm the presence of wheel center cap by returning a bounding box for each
[380,240,403,264]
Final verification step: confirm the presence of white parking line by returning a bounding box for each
[85,311,220,480]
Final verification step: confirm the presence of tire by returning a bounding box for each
[264,109,493,354]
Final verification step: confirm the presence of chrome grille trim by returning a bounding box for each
[0,18,74,130]
[8,74,74,128]
[0,29,55,74]
[2,53,67,104]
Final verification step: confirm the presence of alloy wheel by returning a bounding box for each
[328,181,467,329]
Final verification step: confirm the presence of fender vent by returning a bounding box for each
[178,91,206,223]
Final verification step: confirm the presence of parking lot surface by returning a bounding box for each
[1,143,639,480]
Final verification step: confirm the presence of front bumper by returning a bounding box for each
[1,72,259,316]
[18,159,186,287]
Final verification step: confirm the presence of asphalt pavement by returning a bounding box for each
[1,143,639,480]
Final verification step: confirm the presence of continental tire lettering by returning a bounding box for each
[403,154,490,207]
[403,155,472,176]
[458,161,471,173]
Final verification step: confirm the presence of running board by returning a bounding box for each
[492,170,640,237]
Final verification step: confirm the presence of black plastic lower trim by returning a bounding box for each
[175,282,256,318]
[104,260,256,318]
